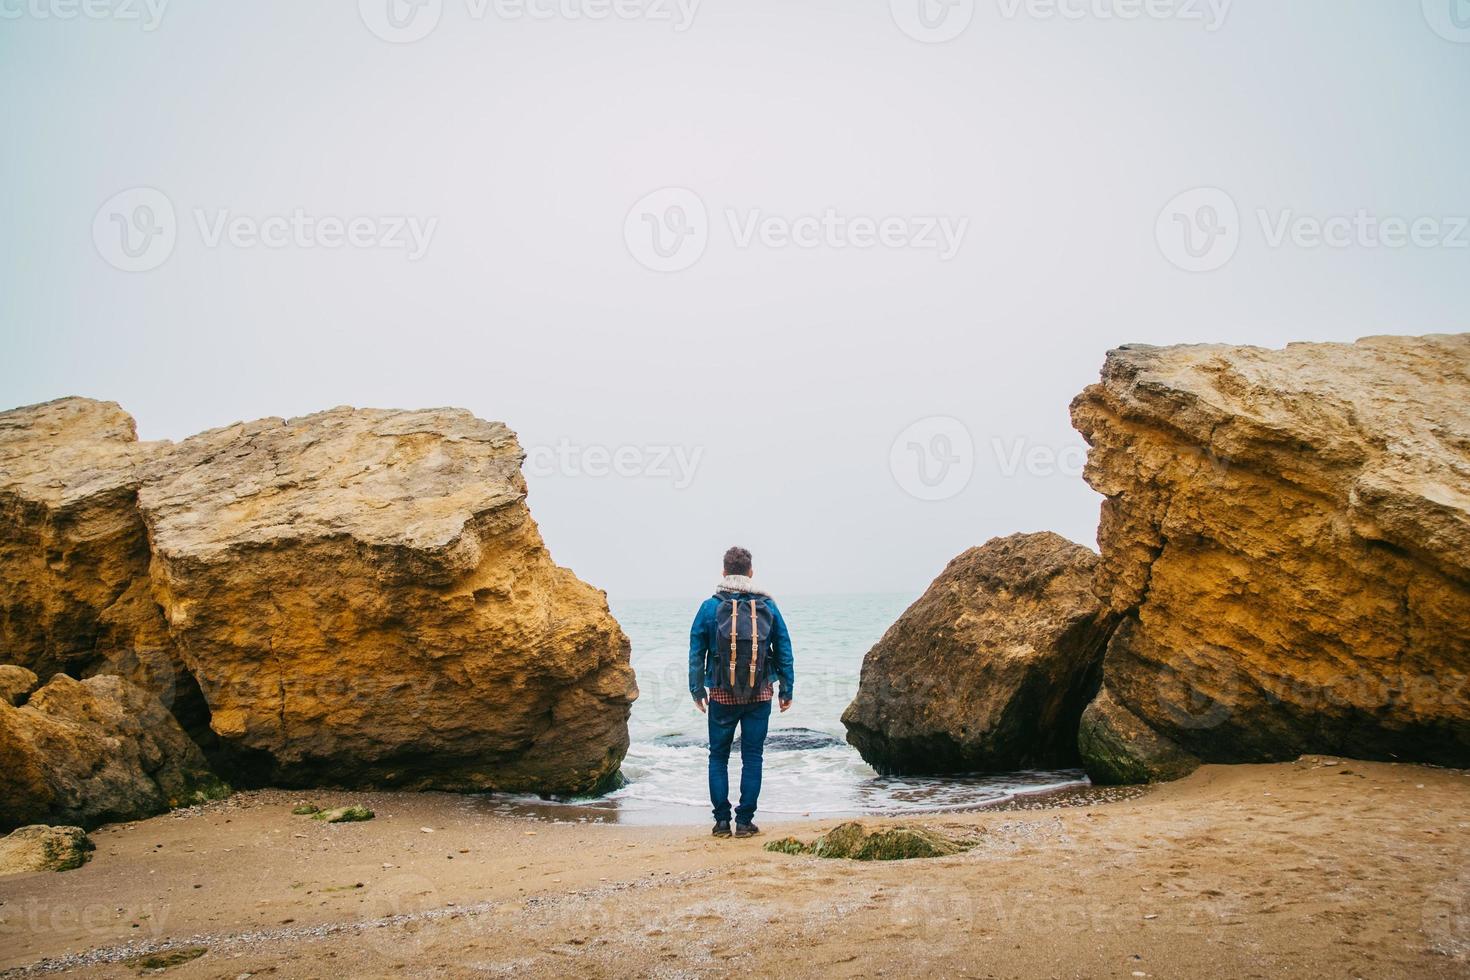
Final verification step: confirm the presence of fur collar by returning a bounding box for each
[716,574,772,598]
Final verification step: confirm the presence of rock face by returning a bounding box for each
[1071,334,1470,783]
[0,399,177,689]
[135,407,637,793]
[842,533,1115,774]
[0,825,94,875]
[0,665,39,705]
[0,397,637,798]
[0,673,226,831]
[1074,686,1201,785]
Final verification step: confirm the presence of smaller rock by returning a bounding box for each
[0,825,94,874]
[1077,686,1200,784]
[311,805,375,823]
[0,673,228,831]
[763,728,844,751]
[0,665,39,706]
[765,821,981,861]
[291,804,321,815]
[842,533,1115,775]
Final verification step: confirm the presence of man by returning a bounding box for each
[689,546,794,838]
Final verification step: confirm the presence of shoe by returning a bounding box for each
[734,822,760,838]
[712,820,732,837]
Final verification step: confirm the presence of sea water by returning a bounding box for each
[495,593,1086,824]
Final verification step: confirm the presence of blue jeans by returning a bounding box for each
[708,698,772,824]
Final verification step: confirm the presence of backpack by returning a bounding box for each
[712,594,774,698]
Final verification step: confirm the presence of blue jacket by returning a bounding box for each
[689,587,794,702]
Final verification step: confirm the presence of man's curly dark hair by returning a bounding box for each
[722,546,753,577]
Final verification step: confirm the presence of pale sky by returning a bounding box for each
[2,1,1467,599]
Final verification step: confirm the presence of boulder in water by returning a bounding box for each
[764,728,844,751]
[841,533,1115,774]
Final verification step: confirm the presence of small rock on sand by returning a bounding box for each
[310,806,374,824]
[766,821,981,861]
[0,825,94,874]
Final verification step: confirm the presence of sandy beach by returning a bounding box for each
[2,757,1466,979]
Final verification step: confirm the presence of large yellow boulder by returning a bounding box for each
[1071,333,1470,782]
[136,407,637,794]
[0,397,637,797]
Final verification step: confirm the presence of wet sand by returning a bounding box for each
[1,757,1467,978]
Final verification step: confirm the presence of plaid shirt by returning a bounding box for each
[708,681,774,705]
